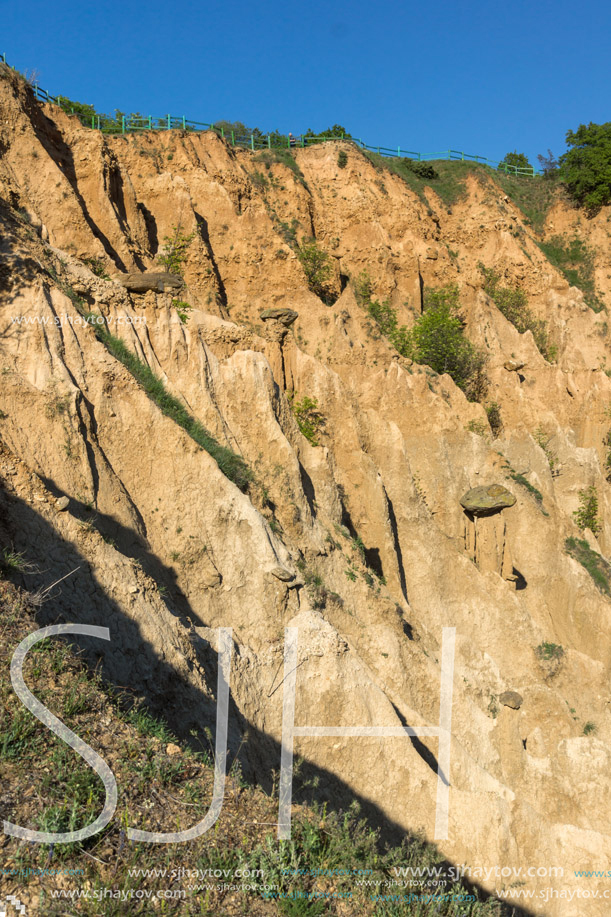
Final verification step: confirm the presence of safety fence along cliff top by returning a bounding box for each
[0,53,539,176]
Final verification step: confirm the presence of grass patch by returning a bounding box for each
[538,235,605,312]
[492,172,562,234]
[362,153,486,208]
[0,576,522,914]
[499,457,549,515]
[509,472,544,505]
[480,266,555,361]
[95,328,252,490]
[565,536,611,595]
[254,148,308,187]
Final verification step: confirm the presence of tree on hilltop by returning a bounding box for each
[498,150,532,173]
[559,122,611,210]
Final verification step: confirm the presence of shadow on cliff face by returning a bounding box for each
[0,201,44,307]
[0,482,535,915]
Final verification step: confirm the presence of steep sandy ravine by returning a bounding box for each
[1,65,611,913]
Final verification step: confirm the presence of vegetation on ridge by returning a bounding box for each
[565,537,611,595]
[95,329,252,490]
[480,266,556,361]
[559,121,611,211]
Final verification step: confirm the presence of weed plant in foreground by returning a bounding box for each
[0,577,512,915]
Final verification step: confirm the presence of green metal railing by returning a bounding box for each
[0,52,539,176]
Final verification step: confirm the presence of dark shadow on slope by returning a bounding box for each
[513,567,527,591]
[0,484,535,917]
[138,202,158,255]
[382,484,408,602]
[33,482,200,628]
[389,700,447,785]
[298,461,317,519]
[0,200,45,307]
[193,211,229,314]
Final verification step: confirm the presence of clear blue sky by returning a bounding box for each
[3,0,610,165]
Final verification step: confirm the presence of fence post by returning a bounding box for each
[182,115,186,130]
[461,151,464,161]
[166,114,170,130]
[418,152,421,161]
[121,115,125,135]
[251,133,254,150]
[397,146,400,157]
[148,116,152,130]
[267,134,271,148]
[221,126,224,138]
[231,130,235,146]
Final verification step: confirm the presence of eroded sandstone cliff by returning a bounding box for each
[1,65,610,913]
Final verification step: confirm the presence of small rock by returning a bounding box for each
[166,743,181,757]
[425,247,438,260]
[460,484,516,516]
[260,308,299,327]
[270,565,295,582]
[499,690,523,710]
[128,586,139,594]
[56,496,70,511]
[504,359,525,372]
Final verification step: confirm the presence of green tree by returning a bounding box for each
[559,121,611,210]
[157,225,196,275]
[297,239,334,303]
[407,285,487,401]
[573,485,601,535]
[480,265,553,360]
[498,150,532,173]
[304,125,352,143]
[537,148,559,179]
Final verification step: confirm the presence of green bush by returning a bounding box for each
[403,158,439,179]
[80,256,109,279]
[337,150,348,169]
[604,430,611,482]
[533,425,559,476]
[304,124,351,142]
[559,121,611,210]
[480,265,554,359]
[157,225,196,275]
[485,402,503,437]
[297,239,335,303]
[172,299,193,323]
[355,276,486,400]
[573,485,601,534]
[290,395,324,445]
[535,642,564,662]
[408,285,487,401]
[353,271,410,355]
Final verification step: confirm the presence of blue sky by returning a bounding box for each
[2,0,610,166]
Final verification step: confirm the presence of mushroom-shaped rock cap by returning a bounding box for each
[115,272,184,293]
[460,483,516,516]
[260,308,298,326]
